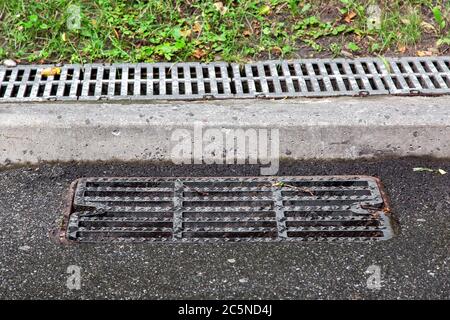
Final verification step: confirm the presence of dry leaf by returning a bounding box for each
[113,28,120,39]
[400,18,410,24]
[180,29,192,37]
[213,2,228,15]
[192,48,207,59]
[192,22,202,33]
[421,21,436,33]
[413,167,434,172]
[416,50,433,57]
[243,29,252,37]
[271,46,282,55]
[413,167,447,175]
[3,59,17,67]
[251,20,261,35]
[344,11,357,23]
[341,50,353,58]
[41,67,61,77]
[397,45,406,53]
[428,47,439,54]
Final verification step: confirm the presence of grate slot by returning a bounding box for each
[63,176,394,243]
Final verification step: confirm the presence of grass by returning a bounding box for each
[0,0,449,64]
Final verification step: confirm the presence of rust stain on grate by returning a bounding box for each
[59,176,395,243]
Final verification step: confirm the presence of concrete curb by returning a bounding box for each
[0,96,449,164]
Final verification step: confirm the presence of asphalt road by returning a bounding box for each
[0,158,449,299]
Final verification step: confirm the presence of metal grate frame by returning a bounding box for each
[60,176,394,243]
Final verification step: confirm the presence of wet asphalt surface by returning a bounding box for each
[0,158,449,300]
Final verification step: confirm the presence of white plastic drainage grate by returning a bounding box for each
[0,64,81,102]
[230,58,390,97]
[79,62,232,100]
[230,57,450,97]
[2,57,450,102]
[387,57,450,95]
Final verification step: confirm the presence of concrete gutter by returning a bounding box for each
[0,96,449,164]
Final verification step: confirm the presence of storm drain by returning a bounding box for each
[2,56,450,102]
[230,58,390,97]
[0,64,81,102]
[61,176,394,243]
[78,62,232,100]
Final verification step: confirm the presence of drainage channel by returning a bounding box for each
[61,176,394,243]
[2,57,450,102]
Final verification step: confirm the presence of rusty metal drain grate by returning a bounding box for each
[60,176,394,243]
[2,57,450,102]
